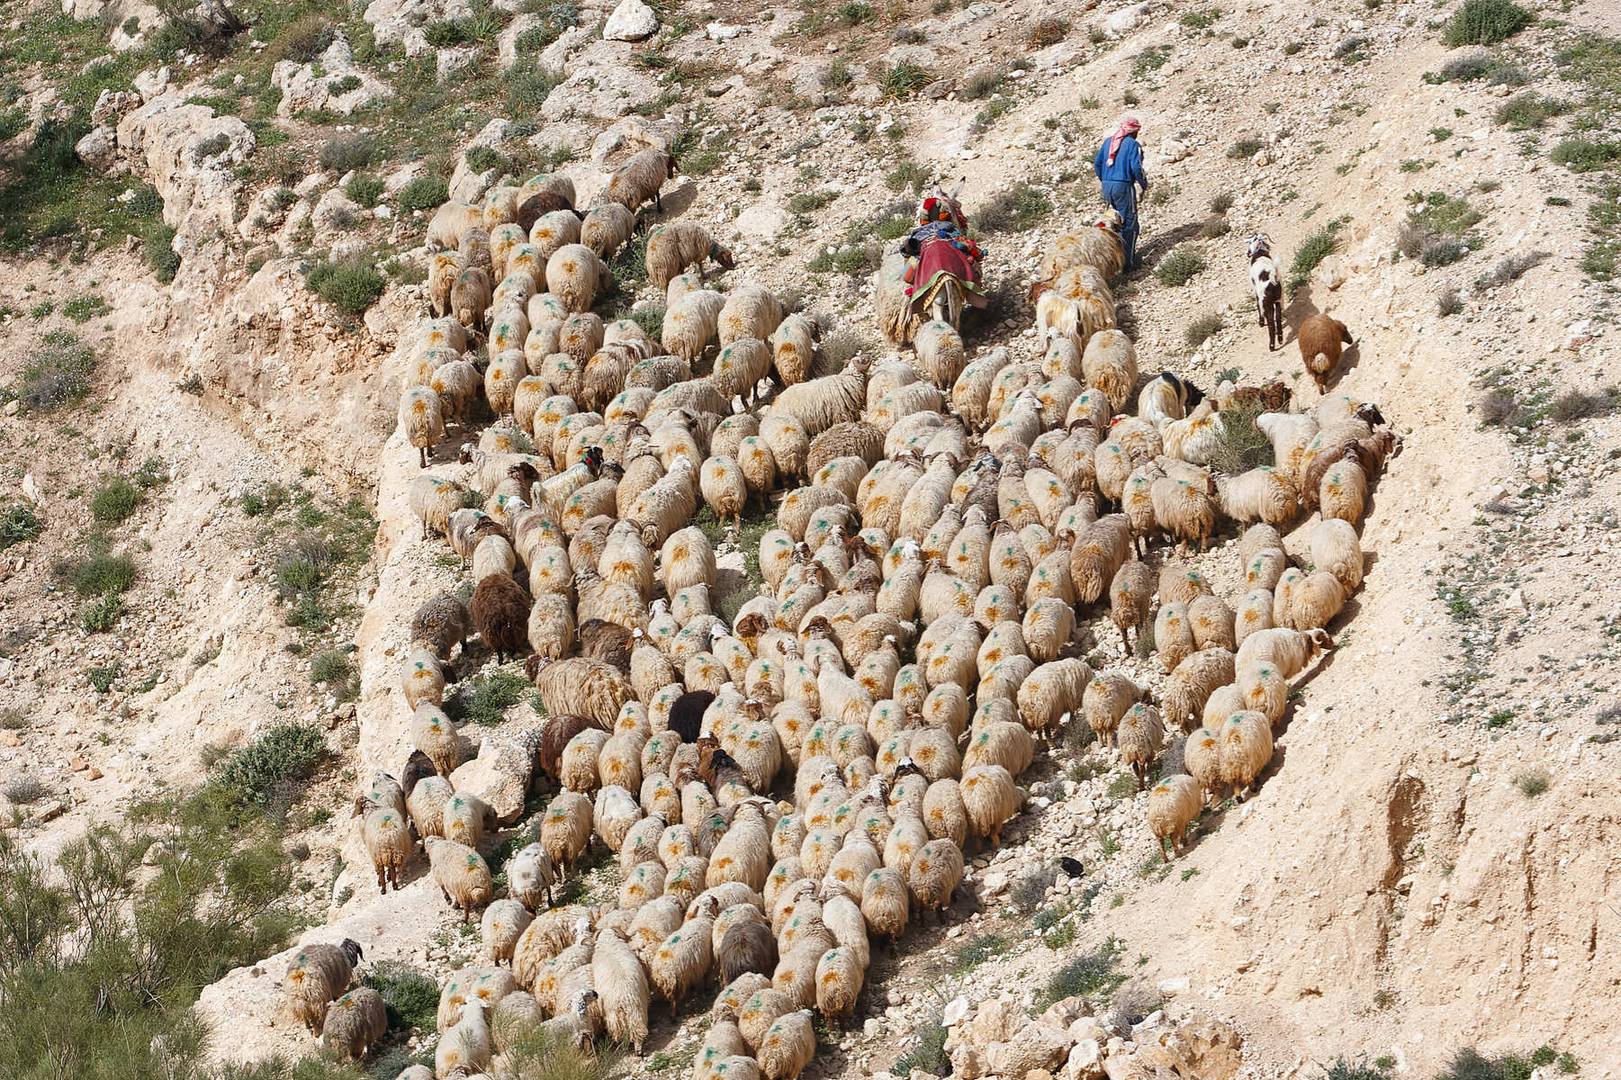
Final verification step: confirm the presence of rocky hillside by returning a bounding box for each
[1,0,1619,1076]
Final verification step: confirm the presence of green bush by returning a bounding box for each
[1443,0,1531,45]
[1494,92,1568,130]
[837,1,874,25]
[62,294,109,323]
[318,133,375,173]
[1550,137,1621,173]
[880,61,930,98]
[397,176,449,212]
[1227,136,1264,159]
[214,724,328,807]
[346,174,383,208]
[67,545,136,597]
[444,669,531,726]
[144,223,181,282]
[807,243,879,276]
[1399,192,1483,267]
[1155,246,1206,286]
[308,648,353,687]
[305,258,384,315]
[1289,218,1344,287]
[508,60,564,111]
[364,962,440,1032]
[1041,937,1125,1006]
[1203,402,1275,474]
[0,503,43,549]
[893,1015,949,1076]
[16,330,96,411]
[0,791,306,1080]
[1184,312,1224,347]
[464,145,504,173]
[81,593,123,633]
[90,475,142,524]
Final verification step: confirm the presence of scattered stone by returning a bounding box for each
[1314,255,1347,290]
[1159,138,1190,163]
[603,0,658,41]
[134,66,171,101]
[987,1023,1071,1076]
[75,125,118,172]
[941,994,972,1026]
[437,45,480,81]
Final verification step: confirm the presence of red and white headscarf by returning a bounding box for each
[1106,116,1142,167]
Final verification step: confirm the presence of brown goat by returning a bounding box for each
[1297,313,1354,393]
[534,712,593,780]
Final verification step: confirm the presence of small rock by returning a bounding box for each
[29,800,66,825]
[134,65,171,101]
[1156,976,1190,996]
[1314,254,1347,290]
[942,995,972,1026]
[951,1044,988,1080]
[1158,138,1190,163]
[706,21,742,39]
[436,45,480,81]
[603,0,658,41]
[75,125,118,172]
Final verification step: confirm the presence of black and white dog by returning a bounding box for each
[1247,234,1284,351]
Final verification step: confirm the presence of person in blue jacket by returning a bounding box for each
[1093,115,1149,271]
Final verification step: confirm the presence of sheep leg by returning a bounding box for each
[1119,625,1130,653]
[654,191,664,213]
[420,446,428,469]
[376,865,387,893]
[1160,836,1172,863]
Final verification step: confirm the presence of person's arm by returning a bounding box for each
[1093,140,1107,180]
[1131,142,1149,191]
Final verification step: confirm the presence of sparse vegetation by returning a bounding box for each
[1428,51,1526,85]
[1494,92,1568,130]
[1398,192,1483,267]
[1550,137,1621,174]
[1289,218,1345,288]
[3,775,48,805]
[1041,937,1126,1006]
[1205,402,1275,474]
[977,181,1051,232]
[445,668,531,726]
[884,157,928,192]
[1185,312,1224,347]
[893,1014,950,1076]
[1548,386,1619,421]
[1443,0,1531,46]
[90,474,143,525]
[214,723,328,808]
[1029,17,1070,46]
[397,175,450,213]
[951,932,1009,974]
[62,294,109,323]
[1437,285,1464,316]
[15,330,97,412]
[1513,770,1550,797]
[1131,46,1171,79]
[0,503,42,550]
[305,257,385,315]
[1155,246,1206,286]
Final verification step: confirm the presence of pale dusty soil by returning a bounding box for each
[3,0,1620,1074]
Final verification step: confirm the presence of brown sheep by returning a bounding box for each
[469,574,530,662]
[1297,313,1354,393]
[604,148,677,213]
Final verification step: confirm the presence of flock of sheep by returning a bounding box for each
[291,132,1406,1080]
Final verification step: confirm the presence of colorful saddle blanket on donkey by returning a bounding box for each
[904,236,988,310]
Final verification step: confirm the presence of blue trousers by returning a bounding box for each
[1102,181,1140,270]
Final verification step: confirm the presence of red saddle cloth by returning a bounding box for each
[911,236,981,287]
